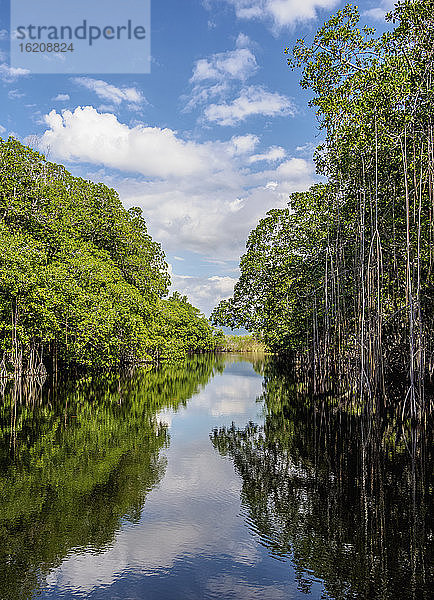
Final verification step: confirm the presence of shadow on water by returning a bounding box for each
[0,354,223,600]
[211,360,433,600]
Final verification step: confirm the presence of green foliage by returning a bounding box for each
[212,1,434,396]
[212,186,337,352]
[0,138,221,370]
[147,292,225,360]
[219,334,267,353]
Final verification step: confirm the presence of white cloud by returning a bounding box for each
[37,105,316,314]
[249,146,286,162]
[230,134,259,155]
[97,103,117,113]
[212,0,339,29]
[8,89,25,100]
[363,0,396,21]
[0,125,6,134]
[184,38,258,113]
[53,93,70,101]
[183,81,230,111]
[204,86,295,126]
[39,106,288,182]
[191,47,258,83]
[276,157,310,179]
[39,106,217,178]
[209,275,238,295]
[235,32,252,48]
[364,8,386,20]
[117,158,313,272]
[170,272,238,316]
[0,64,30,81]
[73,77,146,106]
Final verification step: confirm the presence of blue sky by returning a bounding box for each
[0,0,394,316]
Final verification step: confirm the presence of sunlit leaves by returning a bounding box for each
[0,138,220,369]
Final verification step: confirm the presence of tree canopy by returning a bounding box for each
[0,138,222,371]
[212,0,434,410]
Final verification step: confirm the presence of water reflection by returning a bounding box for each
[0,355,222,600]
[36,354,267,600]
[0,354,432,600]
[211,361,433,600]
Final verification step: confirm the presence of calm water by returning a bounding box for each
[0,354,432,600]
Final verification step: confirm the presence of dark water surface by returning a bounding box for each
[0,354,432,600]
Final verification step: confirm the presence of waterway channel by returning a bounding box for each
[0,354,431,599]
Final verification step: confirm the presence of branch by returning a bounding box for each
[317,43,366,72]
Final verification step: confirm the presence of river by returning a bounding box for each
[0,354,431,599]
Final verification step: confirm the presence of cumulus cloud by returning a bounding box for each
[53,93,70,101]
[235,32,252,48]
[73,77,146,107]
[204,86,295,126]
[185,36,295,132]
[249,146,285,162]
[0,64,30,81]
[38,105,300,183]
[39,106,215,178]
[37,105,316,315]
[191,47,258,83]
[211,0,339,29]
[230,134,259,155]
[276,157,310,179]
[117,156,314,269]
[170,271,238,316]
[185,36,260,113]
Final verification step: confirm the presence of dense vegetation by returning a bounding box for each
[219,334,266,353]
[212,1,434,412]
[0,139,223,372]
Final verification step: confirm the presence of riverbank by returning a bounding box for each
[218,335,267,353]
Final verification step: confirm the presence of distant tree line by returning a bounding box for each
[0,138,223,374]
[218,334,267,353]
[212,0,434,414]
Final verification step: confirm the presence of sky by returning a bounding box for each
[0,0,395,317]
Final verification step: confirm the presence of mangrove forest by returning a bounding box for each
[212,0,434,418]
[0,138,224,376]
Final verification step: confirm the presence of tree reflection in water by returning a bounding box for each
[0,354,222,600]
[211,361,433,600]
